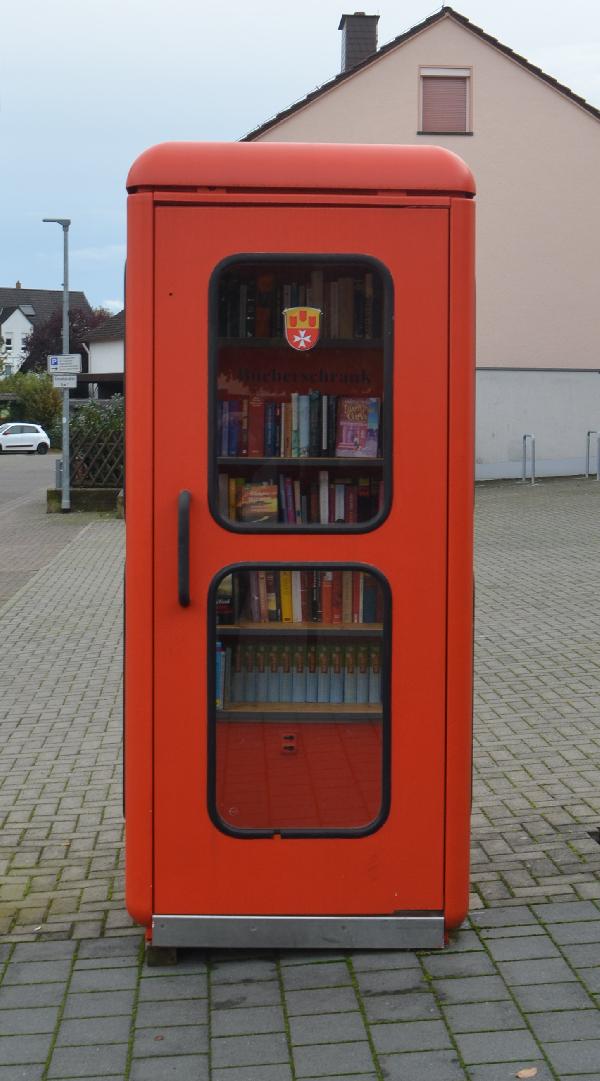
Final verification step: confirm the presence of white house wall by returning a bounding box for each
[476,370,600,479]
[256,15,600,373]
[89,340,123,374]
[0,309,33,372]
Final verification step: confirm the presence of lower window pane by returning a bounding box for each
[211,565,389,836]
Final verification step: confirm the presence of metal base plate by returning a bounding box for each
[152,914,445,950]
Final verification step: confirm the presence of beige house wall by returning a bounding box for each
[255,16,600,370]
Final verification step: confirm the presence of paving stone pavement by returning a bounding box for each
[1,477,600,1079]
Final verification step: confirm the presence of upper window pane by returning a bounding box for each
[210,256,391,532]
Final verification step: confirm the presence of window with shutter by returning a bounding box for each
[420,68,470,134]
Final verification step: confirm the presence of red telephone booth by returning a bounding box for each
[125,141,475,950]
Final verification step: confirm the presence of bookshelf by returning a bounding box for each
[214,568,386,722]
[212,256,389,531]
[219,703,382,722]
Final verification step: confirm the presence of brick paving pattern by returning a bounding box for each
[0,477,599,1079]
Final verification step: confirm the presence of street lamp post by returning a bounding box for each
[43,218,71,512]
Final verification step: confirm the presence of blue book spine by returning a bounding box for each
[279,645,292,702]
[232,646,244,703]
[305,645,318,703]
[356,644,369,704]
[221,401,229,456]
[317,645,330,703]
[228,400,241,457]
[330,645,344,704]
[368,645,382,705]
[267,645,280,703]
[343,645,357,704]
[292,647,306,703]
[264,402,276,457]
[243,645,256,703]
[298,395,310,457]
[255,645,267,702]
[362,576,377,623]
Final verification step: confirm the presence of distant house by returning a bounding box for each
[244,6,600,478]
[83,310,124,399]
[0,283,92,375]
[0,283,92,376]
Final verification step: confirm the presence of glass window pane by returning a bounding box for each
[210,565,389,837]
[210,257,391,532]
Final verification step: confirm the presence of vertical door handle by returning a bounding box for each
[178,490,191,607]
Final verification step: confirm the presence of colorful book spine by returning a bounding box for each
[243,644,256,702]
[267,644,280,702]
[291,393,299,458]
[248,396,265,457]
[298,395,310,458]
[330,644,344,703]
[343,645,357,704]
[356,644,369,704]
[292,645,306,702]
[291,571,303,623]
[369,643,381,704]
[306,643,318,703]
[255,644,267,701]
[279,644,292,701]
[317,644,330,703]
[279,571,293,623]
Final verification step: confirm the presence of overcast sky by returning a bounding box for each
[2,0,599,312]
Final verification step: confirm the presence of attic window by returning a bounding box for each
[20,304,35,316]
[419,68,470,134]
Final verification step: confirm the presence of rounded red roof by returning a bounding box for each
[127,141,475,195]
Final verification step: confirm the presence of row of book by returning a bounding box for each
[216,641,382,708]
[218,394,381,460]
[217,569,384,626]
[219,269,383,340]
[218,472,383,525]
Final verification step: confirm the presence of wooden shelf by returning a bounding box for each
[217,457,383,467]
[218,702,382,723]
[217,621,383,637]
[218,337,383,349]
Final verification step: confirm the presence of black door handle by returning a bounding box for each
[178,490,191,607]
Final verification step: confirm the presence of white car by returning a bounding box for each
[0,422,50,454]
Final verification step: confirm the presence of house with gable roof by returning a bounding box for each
[245,7,600,478]
[0,283,92,375]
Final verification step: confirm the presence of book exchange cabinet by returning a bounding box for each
[124,141,476,951]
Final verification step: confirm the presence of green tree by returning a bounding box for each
[0,372,62,431]
[20,307,112,373]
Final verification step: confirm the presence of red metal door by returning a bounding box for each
[152,201,450,917]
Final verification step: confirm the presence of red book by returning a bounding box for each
[331,571,343,624]
[352,571,361,623]
[321,571,333,624]
[346,484,358,523]
[240,397,249,455]
[248,396,265,457]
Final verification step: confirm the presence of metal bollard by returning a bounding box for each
[55,458,63,490]
[585,431,600,480]
[521,434,535,485]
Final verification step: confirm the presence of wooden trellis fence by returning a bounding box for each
[70,428,124,489]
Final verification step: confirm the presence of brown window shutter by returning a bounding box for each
[422,76,468,132]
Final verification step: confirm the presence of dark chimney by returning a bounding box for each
[338,12,379,73]
[15,280,21,289]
